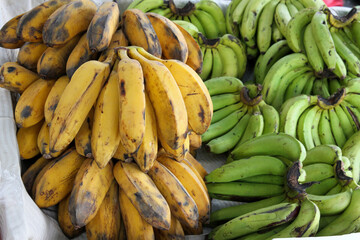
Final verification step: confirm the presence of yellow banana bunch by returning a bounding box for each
[0,62,39,93]
[0,13,25,49]
[17,120,43,159]
[58,195,84,238]
[17,42,47,71]
[75,108,94,158]
[22,157,49,194]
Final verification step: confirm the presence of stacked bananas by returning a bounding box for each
[202,77,279,154]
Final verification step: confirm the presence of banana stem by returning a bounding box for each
[168,0,196,16]
[239,86,262,106]
[317,88,346,109]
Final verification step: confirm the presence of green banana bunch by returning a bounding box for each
[202,78,279,154]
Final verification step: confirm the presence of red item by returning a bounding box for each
[323,0,344,7]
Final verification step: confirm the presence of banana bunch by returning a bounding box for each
[127,0,226,39]
[202,77,279,154]
[197,33,247,80]
[225,0,326,56]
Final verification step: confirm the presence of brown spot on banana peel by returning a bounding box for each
[20,106,32,118]
[7,66,16,73]
[16,8,42,41]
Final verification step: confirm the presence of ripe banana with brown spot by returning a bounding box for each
[118,188,155,240]
[31,159,53,198]
[0,62,39,93]
[154,215,185,240]
[15,78,55,128]
[113,142,133,162]
[117,49,146,154]
[92,70,121,169]
[17,42,47,71]
[113,161,171,230]
[37,121,64,159]
[17,120,43,159]
[87,2,120,53]
[148,160,199,228]
[66,33,98,79]
[16,0,71,42]
[37,34,81,79]
[98,28,128,62]
[146,12,188,62]
[184,152,207,179]
[189,131,202,154]
[127,47,188,152]
[69,159,114,228]
[159,132,189,161]
[44,75,69,125]
[22,157,49,195]
[42,0,97,47]
[58,195,84,238]
[33,148,85,208]
[122,9,162,58]
[86,181,121,240]
[75,108,94,158]
[0,13,25,48]
[49,51,116,155]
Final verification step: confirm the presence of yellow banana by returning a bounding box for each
[0,13,25,49]
[118,188,155,240]
[154,215,185,240]
[87,2,120,52]
[37,121,64,159]
[16,120,42,160]
[117,49,146,154]
[92,70,121,169]
[113,142,133,162]
[189,131,202,153]
[113,161,171,230]
[17,42,47,71]
[0,62,39,93]
[122,9,162,58]
[15,78,55,128]
[37,34,80,79]
[58,195,84,238]
[173,22,203,74]
[157,154,210,224]
[148,160,199,229]
[75,108,94,158]
[16,0,71,42]
[182,222,203,235]
[22,156,49,195]
[42,0,97,47]
[69,159,114,228]
[127,47,188,151]
[33,148,85,208]
[98,28,128,62]
[146,12,188,62]
[66,33,98,79]
[137,47,212,135]
[85,181,121,240]
[49,51,116,155]
[133,94,158,172]
[44,75,69,125]
[31,159,53,198]
[158,132,189,161]
[183,152,207,179]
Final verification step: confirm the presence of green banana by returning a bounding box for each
[284,71,315,101]
[333,51,347,80]
[127,0,164,12]
[210,47,224,79]
[238,108,264,144]
[193,9,219,39]
[272,21,283,42]
[285,0,298,17]
[319,109,336,145]
[239,175,285,185]
[274,1,292,38]
[232,0,251,25]
[188,14,206,37]
[296,105,318,150]
[211,93,241,111]
[310,108,324,146]
[200,47,213,80]
[342,130,360,184]
[304,24,325,74]
[259,101,280,134]
[211,102,244,124]
[225,0,241,36]
[329,108,347,147]
[326,183,342,195]
[195,0,226,36]
[302,163,334,182]
[217,43,238,77]
[298,0,325,9]
[306,177,338,195]
[303,144,342,166]
[308,190,352,216]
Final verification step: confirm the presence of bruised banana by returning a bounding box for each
[98,29,128,62]
[58,194,84,238]
[15,78,55,128]
[38,121,63,159]
[21,157,49,194]
[86,180,121,240]
[17,42,47,71]
[0,13,25,48]
[69,159,114,228]
[75,108,94,158]
[42,0,97,47]
[0,62,39,93]
[33,148,85,208]
[17,121,43,159]
[87,2,120,53]
[122,9,162,58]
[113,161,171,230]
[113,142,133,162]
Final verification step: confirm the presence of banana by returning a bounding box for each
[274,1,292,38]
[211,102,244,123]
[209,202,299,240]
[127,47,188,151]
[329,78,343,94]
[43,76,69,125]
[193,9,219,39]
[157,154,210,223]
[326,183,342,195]
[0,13,25,48]
[22,157,49,194]
[15,78,55,128]
[0,62,39,93]
[38,121,63,159]
[329,107,347,147]
[205,76,244,96]
[148,160,199,228]
[298,0,325,9]
[154,215,185,240]
[318,109,336,145]
[16,0,71,42]
[184,152,207,178]
[225,0,240,36]
[286,0,298,17]
[98,29,129,62]
[256,0,280,54]
[118,188,155,240]
[351,20,360,48]
[16,120,42,160]
[290,0,305,10]
[311,11,337,70]
[196,0,226,36]
[85,181,121,240]
[318,215,338,232]
[86,2,119,53]
[238,108,264,144]
[74,107,93,158]
[340,101,360,134]
[259,101,280,134]
[37,34,81,79]
[122,9,161,58]
[187,13,206,36]
[272,21,284,42]
[230,132,306,164]
[128,0,165,12]
[113,142,133,162]
[303,163,334,182]
[69,159,114,228]
[269,199,320,238]
[17,42,47,71]
[150,8,172,17]
[303,144,341,166]
[199,47,213,80]
[342,130,360,184]
[42,0,97,47]
[308,190,352,216]
[238,223,291,240]
[217,43,238,77]
[306,177,338,195]
[232,0,251,25]
[210,47,224,79]
[33,148,85,208]
[296,105,318,150]
[49,52,115,155]
[58,194,84,238]
[211,93,241,111]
